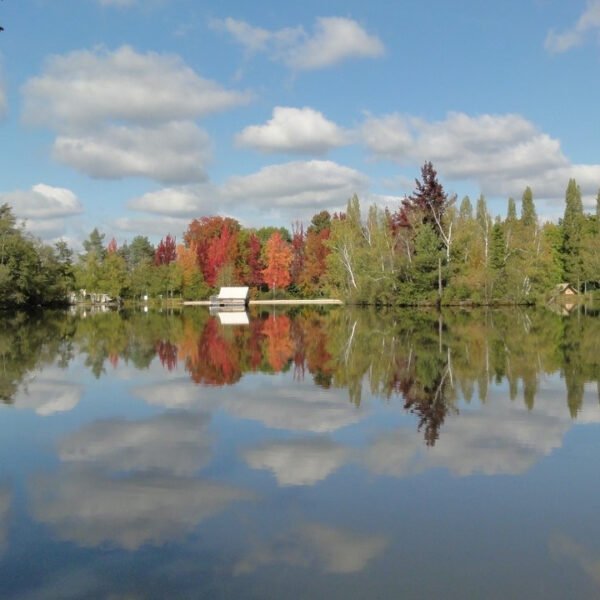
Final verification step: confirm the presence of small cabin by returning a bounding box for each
[553,283,579,297]
[209,286,249,308]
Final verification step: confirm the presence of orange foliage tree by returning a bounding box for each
[262,231,293,291]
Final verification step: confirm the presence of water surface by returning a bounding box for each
[0,306,599,599]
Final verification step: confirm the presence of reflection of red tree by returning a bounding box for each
[108,352,119,369]
[187,318,242,385]
[263,314,294,372]
[156,340,178,371]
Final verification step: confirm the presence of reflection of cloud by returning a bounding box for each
[364,396,569,477]
[244,439,348,486]
[134,379,363,433]
[58,412,212,475]
[132,379,201,409]
[14,380,83,415]
[0,487,11,556]
[549,534,600,587]
[30,471,252,550]
[243,438,348,486]
[236,523,387,575]
[223,383,363,433]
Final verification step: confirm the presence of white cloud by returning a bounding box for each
[129,160,368,224]
[113,215,190,237]
[223,160,367,209]
[128,184,217,217]
[286,17,385,70]
[545,1,600,53]
[22,46,250,184]
[362,111,600,208]
[243,438,348,486]
[23,46,250,130]
[212,16,384,70]
[53,122,211,183]
[236,106,351,154]
[1,183,83,220]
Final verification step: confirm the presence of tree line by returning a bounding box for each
[1,162,599,308]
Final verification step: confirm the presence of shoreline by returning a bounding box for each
[183,299,344,306]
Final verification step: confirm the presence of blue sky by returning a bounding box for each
[0,0,599,246]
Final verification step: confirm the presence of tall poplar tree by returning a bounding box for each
[562,178,585,288]
[520,187,537,228]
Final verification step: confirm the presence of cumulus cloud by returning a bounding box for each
[22,46,250,183]
[236,106,351,154]
[0,184,84,241]
[23,46,250,129]
[243,438,349,486]
[222,160,367,209]
[129,160,368,223]
[212,16,384,70]
[128,184,217,217]
[53,122,211,183]
[362,111,600,207]
[1,184,83,220]
[236,523,387,575]
[545,1,600,53]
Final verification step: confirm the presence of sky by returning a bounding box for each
[0,0,599,247]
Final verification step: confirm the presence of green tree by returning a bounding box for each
[561,178,585,288]
[521,187,537,228]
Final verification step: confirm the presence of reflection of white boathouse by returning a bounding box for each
[209,287,249,309]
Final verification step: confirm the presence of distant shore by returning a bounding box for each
[183,299,343,306]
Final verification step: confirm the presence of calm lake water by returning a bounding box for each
[0,306,599,599]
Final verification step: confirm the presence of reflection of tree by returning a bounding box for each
[185,318,242,385]
[0,312,75,403]
[263,314,294,372]
[156,339,178,371]
[2,306,600,437]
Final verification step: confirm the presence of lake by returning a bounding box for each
[0,306,599,599]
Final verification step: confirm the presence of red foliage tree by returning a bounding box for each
[184,216,241,285]
[107,237,118,254]
[155,234,177,265]
[393,161,450,231]
[244,233,264,287]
